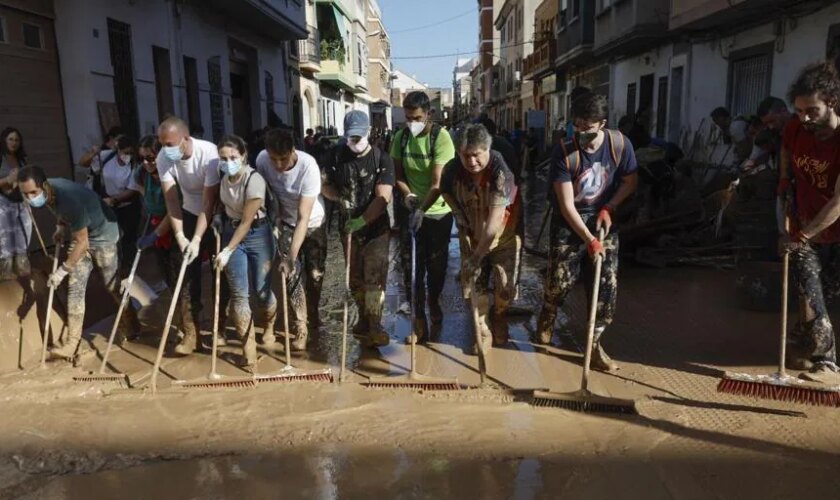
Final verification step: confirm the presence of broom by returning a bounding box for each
[39,242,61,368]
[255,254,333,384]
[532,229,637,414]
[717,214,840,406]
[173,227,256,389]
[74,217,151,386]
[362,223,461,390]
[339,233,351,383]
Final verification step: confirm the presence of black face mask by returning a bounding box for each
[575,131,598,147]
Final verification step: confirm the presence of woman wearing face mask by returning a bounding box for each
[0,127,33,298]
[130,135,173,286]
[213,135,275,369]
[101,135,142,269]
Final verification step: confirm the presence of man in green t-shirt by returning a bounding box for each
[390,91,456,343]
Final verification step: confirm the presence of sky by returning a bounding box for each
[379,0,480,89]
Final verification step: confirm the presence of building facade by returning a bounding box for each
[366,0,392,132]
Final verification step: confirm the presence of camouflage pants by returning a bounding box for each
[343,230,390,326]
[461,235,521,338]
[278,223,327,333]
[66,244,135,345]
[538,218,620,341]
[789,242,840,367]
[0,255,30,281]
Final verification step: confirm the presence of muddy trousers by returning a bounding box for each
[397,205,453,323]
[789,242,840,369]
[343,230,390,332]
[537,225,620,343]
[461,235,521,342]
[114,200,141,272]
[65,245,136,352]
[222,221,277,347]
[279,223,327,335]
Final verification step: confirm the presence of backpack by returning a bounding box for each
[557,129,626,178]
[399,123,442,163]
[89,149,117,197]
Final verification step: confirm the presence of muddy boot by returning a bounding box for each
[786,341,814,371]
[173,329,198,356]
[799,362,840,385]
[260,303,277,346]
[240,322,258,370]
[591,342,619,372]
[49,332,81,361]
[352,317,370,338]
[491,310,509,347]
[404,315,428,345]
[365,325,390,348]
[291,323,309,351]
[533,306,556,345]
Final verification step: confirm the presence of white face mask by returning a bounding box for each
[408,121,426,137]
[348,137,369,154]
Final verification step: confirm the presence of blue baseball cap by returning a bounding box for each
[344,110,370,138]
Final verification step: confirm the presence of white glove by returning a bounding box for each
[183,236,201,265]
[48,265,69,288]
[214,247,233,270]
[403,193,419,211]
[119,277,131,295]
[175,231,190,252]
[410,210,425,232]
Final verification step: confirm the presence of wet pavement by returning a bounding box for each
[3,170,840,498]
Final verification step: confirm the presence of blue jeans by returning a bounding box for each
[222,221,277,336]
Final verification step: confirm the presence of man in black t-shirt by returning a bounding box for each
[323,111,394,347]
[536,93,638,372]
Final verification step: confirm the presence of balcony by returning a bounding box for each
[317,39,356,91]
[298,25,321,73]
[670,0,825,33]
[523,37,556,80]
[206,0,306,41]
[593,0,670,58]
[555,0,594,69]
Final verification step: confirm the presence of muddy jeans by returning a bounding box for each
[222,220,277,337]
[789,242,840,368]
[279,223,327,333]
[461,235,521,336]
[343,230,390,326]
[538,216,620,341]
[396,202,453,321]
[66,244,135,346]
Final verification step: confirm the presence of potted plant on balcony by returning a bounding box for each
[320,39,346,68]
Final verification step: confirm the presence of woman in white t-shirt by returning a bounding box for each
[213,135,276,369]
[101,135,141,268]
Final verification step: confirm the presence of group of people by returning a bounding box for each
[2,60,840,384]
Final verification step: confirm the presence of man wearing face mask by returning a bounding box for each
[156,116,222,356]
[322,111,394,347]
[256,128,326,351]
[440,124,520,354]
[776,62,840,384]
[390,91,456,343]
[17,166,137,360]
[535,92,638,372]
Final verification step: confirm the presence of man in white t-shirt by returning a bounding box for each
[256,128,326,350]
[157,116,222,355]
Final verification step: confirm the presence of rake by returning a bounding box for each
[718,214,840,406]
[362,224,460,391]
[39,243,61,368]
[255,266,333,384]
[532,228,637,414]
[173,228,257,390]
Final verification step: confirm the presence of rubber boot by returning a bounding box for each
[241,321,258,370]
[49,330,82,361]
[260,302,277,346]
[291,322,308,351]
[533,306,556,345]
[364,307,389,347]
[491,310,509,347]
[173,320,199,356]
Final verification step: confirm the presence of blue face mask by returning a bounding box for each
[162,144,183,162]
[220,159,242,176]
[28,191,47,208]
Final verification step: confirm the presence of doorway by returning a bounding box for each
[230,60,252,137]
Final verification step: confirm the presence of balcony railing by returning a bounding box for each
[299,25,321,67]
[523,36,556,79]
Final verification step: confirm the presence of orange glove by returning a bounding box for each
[777,178,791,197]
[596,206,613,233]
[587,238,605,259]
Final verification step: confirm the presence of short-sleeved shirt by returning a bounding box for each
[783,119,840,243]
[441,150,519,249]
[389,126,455,217]
[255,149,325,229]
[156,138,220,216]
[128,167,167,217]
[549,130,638,216]
[220,165,267,221]
[324,144,395,239]
[48,178,119,246]
[101,155,133,198]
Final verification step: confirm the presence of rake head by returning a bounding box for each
[73,373,130,387]
[361,374,462,391]
[531,389,638,415]
[717,372,840,407]
[256,369,334,384]
[172,376,257,390]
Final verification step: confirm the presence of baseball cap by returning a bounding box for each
[344,110,370,138]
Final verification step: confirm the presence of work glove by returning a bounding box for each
[410,209,425,233]
[53,225,65,245]
[119,277,132,296]
[137,231,158,250]
[48,264,69,289]
[596,206,613,234]
[183,236,201,265]
[403,193,419,211]
[587,237,605,260]
[214,247,233,271]
[345,216,366,233]
[211,213,224,235]
[175,231,190,252]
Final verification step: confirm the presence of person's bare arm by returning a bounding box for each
[361,183,392,223]
[394,159,412,197]
[418,164,444,212]
[802,173,840,239]
[289,196,315,261]
[555,181,595,243]
[154,215,172,237]
[603,172,638,211]
[105,188,139,206]
[321,182,340,202]
[0,167,17,190]
[470,205,505,260]
[64,228,90,267]
[193,185,218,242]
[78,146,101,168]
[161,179,184,236]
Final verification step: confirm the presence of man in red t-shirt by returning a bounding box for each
[778,62,840,384]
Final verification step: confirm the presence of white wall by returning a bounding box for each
[610,44,674,128]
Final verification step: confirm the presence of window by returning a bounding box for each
[727,43,773,117]
[0,16,6,43]
[265,71,275,118]
[626,83,637,118]
[22,22,43,49]
[152,46,174,121]
[572,0,580,19]
[656,76,668,137]
[599,0,612,11]
[560,0,568,26]
[183,56,202,133]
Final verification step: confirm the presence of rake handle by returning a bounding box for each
[779,214,790,377]
[39,243,62,368]
[409,225,417,377]
[340,233,351,384]
[211,227,221,378]
[581,228,605,393]
[150,251,190,394]
[282,267,291,369]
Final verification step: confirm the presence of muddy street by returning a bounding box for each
[2,211,840,498]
